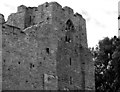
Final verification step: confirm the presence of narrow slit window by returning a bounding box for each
[42,74,44,88]
[65,35,71,43]
[46,48,50,54]
[70,58,72,65]
[70,76,73,85]
[30,16,31,23]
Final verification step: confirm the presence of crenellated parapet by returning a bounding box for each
[0,14,5,24]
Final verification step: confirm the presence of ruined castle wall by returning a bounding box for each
[2,2,95,91]
[2,22,59,90]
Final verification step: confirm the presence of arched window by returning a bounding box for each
[65,19,75,31]
[64,19,75,43]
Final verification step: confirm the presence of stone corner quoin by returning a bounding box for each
[1,1,95,91]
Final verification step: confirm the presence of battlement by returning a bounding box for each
[3,1,88,49]
[5,2,85,28]
[17,5,27,12]
[0,13,5,24]
[63,6,74,15]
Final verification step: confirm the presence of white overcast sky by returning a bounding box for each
[0,0,118,47]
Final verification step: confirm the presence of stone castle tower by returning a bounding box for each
[1,2,95,91]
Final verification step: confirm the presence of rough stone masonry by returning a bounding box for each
[1,2,95,91]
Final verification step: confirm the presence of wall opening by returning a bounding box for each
[65,35,71,43]
[64,19,75,43]
[29,16,32,23]
[46,48,50,54]
[70,58,72,65]
[70,76,73,85]
[65,19,75,31]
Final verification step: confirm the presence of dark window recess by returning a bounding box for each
[70,58,72,65]
[85,54,87,56]
[25,80,28,83]
[45,2,49,7]
[42,74,44,89]
[70,76,73,85]
[29,16,31,23]
[82,33,84,35]
[118,16,120,19]
[46,48,50,54]
[8,68,10,71]
[46,17,50,20]
[30,63,34,68]
[32,64,35,67]
[76,35,79,38]
[74,49,78,56]
[3,59,6,63]
[82,62,85,64]
[65,35,71,43]
[29,16,33,25]
[66,19,75,31]
[39,62,42,65]
[18,61,21,64]
[2,26,5,28]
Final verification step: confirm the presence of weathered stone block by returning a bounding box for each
[6,12,26,29]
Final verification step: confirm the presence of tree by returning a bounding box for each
[91,36,120,92]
